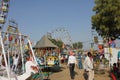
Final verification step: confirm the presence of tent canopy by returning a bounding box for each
[34,35,58,48]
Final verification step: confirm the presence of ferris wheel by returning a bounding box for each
[47,27,73,47]
[0,0,10,28]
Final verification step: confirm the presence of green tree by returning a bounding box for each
[72,42,83,49]
[73,43,77,49]
[49,38,63,49]
[91,0,120,39]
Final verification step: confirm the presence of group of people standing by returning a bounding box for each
[67,51,94,80]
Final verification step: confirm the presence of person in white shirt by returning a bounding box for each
[67,51,77,80]
[12,54,19,72]
[83,52,94,80]
[25,55,38,74]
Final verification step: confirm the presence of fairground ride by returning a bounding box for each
[0,1,44,80]
[0,0,10,28]
[47,27,73,49]
[0,20,44,80]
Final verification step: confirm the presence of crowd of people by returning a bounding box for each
[1,47,120,80]
[66,49,120,80]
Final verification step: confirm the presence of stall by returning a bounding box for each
[33,35,60,79]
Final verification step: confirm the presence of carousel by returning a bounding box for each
[34,35,60,68]
[33,35,60,79]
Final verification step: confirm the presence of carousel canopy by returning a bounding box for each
[34,35,58,48]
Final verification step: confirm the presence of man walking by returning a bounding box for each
[84,52,94,80]
[68,51,77,80]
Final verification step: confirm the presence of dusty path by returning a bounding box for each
[49,64,111,80]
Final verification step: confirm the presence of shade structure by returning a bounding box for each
[34,35,58,48]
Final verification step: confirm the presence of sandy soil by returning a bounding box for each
[48,64,111,80]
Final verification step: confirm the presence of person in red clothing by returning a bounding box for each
[113,63,118,72]
[111,63,118,80]
[111,73,117,80]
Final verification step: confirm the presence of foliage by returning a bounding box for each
[91,0,120,39]
[72,42,83,49]
[49,38,63,49]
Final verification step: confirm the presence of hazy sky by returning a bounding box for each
[4,0,96,50]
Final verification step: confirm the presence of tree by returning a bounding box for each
[49,38,63,49]
[91,0,120,40]
[72,42,83,49]
[73,43,78,49]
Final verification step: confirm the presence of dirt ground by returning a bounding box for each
[48,64,111,80]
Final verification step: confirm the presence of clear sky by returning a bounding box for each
[4,0,96,50]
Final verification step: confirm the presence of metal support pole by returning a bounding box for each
[19,33,24,72]
[0,30,10,80]
[27,38,43,80]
